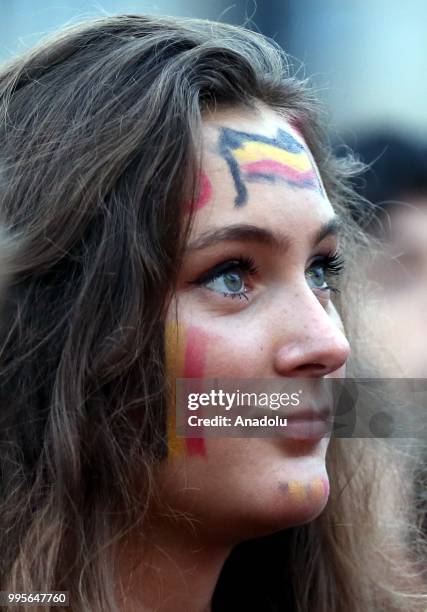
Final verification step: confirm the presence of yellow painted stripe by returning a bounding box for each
[288,480,307,503]
[233,142,312,171]
[165,322,186,457]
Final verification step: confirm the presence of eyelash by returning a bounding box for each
[189,256,258,300]
[189,251,345,300]
[309,251,345,293]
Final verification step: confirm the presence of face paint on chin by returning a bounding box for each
[282,476,329,505]
[165,322,208,458]
[219,126,325,206]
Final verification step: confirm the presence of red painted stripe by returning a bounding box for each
[183,327,208,378]
[183,327,208,457]
[242,160,318,185]
[185,171,213,212]
[195,172,212,210]
[185,437,206,456]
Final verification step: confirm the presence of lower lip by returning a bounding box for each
[280,418,332,440]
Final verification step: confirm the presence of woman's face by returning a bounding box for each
[158,106,349,543]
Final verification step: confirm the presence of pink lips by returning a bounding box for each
[278,407,333,440]
[242,403,334,440]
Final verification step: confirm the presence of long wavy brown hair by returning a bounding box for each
[0,14,425,611]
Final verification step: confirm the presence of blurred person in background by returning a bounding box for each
[0,15,425,612]
[347,131,427,553]
[349,132,427,378]
[344,132,427,549]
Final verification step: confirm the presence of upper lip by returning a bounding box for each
[242,404,333,422]
[277,406,333,421]
[283,407,332,421]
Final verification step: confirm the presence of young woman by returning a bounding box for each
[0,14,425,611]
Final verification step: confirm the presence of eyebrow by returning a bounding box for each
[186,217,342,252]
[314,217,342,245]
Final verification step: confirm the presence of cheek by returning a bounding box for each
[165,322,210,377]
[164,320,267,458]
[196,321,268,379]
[165,323,211,458]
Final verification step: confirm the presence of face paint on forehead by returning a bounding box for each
[165,322,207,458]
[219,126,325,207]
[194,171,213,210]
[185,171,213,212]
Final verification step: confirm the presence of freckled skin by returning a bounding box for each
[158,105,349,542]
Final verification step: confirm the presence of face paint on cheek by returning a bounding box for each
[185,171,213,212]
[165,322,208,458]
[219,126,325,206]
[165,322,186,457]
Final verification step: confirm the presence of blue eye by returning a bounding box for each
[306,264,328,289]
[205,270,246,296]
[190,257,257,299]
[306,252,344,293]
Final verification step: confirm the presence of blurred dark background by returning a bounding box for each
[2,0,427,140]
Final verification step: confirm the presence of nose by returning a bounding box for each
[273,290,350,378]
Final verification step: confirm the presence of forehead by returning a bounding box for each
[192,106,335,236]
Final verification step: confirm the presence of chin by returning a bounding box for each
[211,475,330,543]
[253,460,331,532]
[262,484,329,533]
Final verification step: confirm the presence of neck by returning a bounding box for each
[117,520,232,612]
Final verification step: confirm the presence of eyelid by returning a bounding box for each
[305,251,345,295]
[307,250,345,269]
[193,260,243,285]
[189,256,258,286]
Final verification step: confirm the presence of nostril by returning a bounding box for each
[294,363,328,376]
